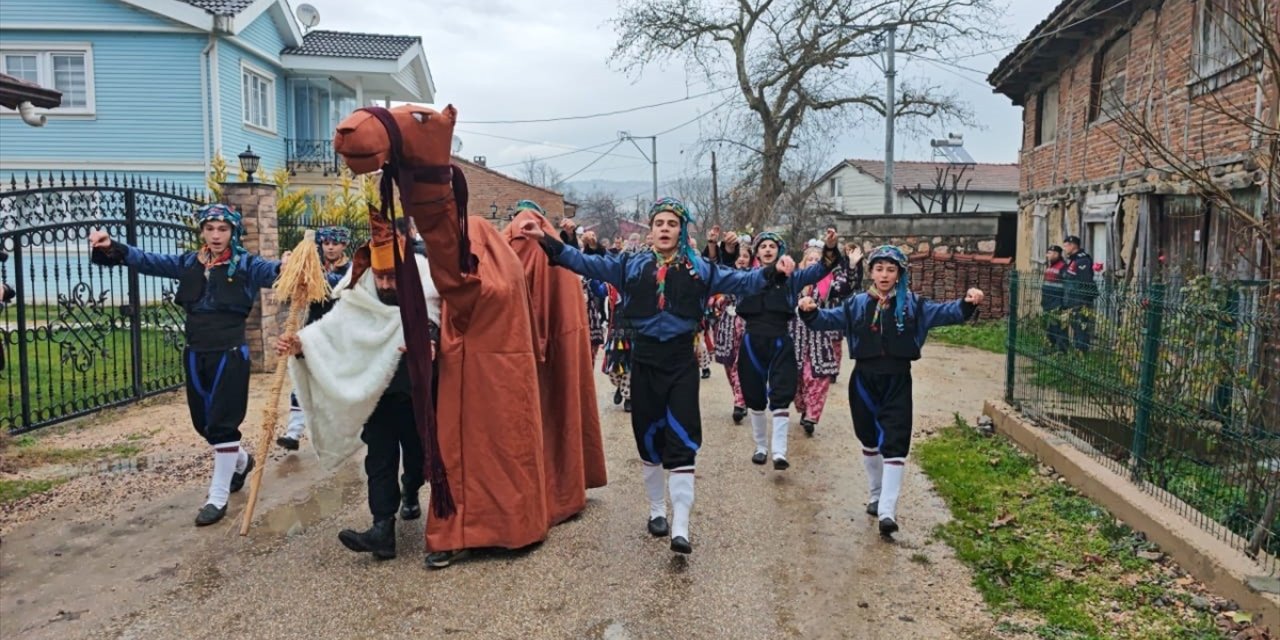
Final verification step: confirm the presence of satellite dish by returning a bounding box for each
[451,135,463,154]
[296,3,321,30]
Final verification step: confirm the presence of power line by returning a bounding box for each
[456,130,648,167]
[913,56,996,90]
[458,86,735,124]
[952,0,1135,62]
[652,95,737,136]
[559,140,627,184]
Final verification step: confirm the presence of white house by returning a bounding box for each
[816,159,1020,216]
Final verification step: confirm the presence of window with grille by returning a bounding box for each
[242,64,275,132]
[0,46,94,113]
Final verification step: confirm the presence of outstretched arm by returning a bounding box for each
[518,218,628,288]
[920,288,983,330]
[799,295,857,332]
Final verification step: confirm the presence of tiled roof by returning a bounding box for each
[281,30,420,60]
[177,0,257,16]
[844,159,1020,193]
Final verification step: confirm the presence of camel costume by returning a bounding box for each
[334,104,548,565]
[503,201,608,525]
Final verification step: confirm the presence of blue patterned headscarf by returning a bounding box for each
[752,232,787,260]
[866,245,910,332]
[647,197,698,264]
[316,226,351,245]
[195,203,248,278]
[513,199,545,216]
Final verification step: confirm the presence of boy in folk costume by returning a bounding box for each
[707,250,753,424]
[278,212,441,559]
[88,204,287,526]
[279,225,353,451]
[518,197,785,555]
[737,230,842,470]
[798,246,984,536]
[790,242,862,436]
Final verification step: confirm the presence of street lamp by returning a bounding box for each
[238,145,261,183]
[489,202,499,218]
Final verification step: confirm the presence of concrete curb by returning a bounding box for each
[983,399,1280,625]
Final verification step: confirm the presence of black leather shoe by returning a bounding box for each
[400,491,422,521]
[751,451,767,465]
[338,518,396,560]
[773,457,790,471]
[647,516,669,537]
[700,368,711,379]
[879,517,899,537]
[623,399,632,413]
[801,419,816,437]
[425,549,470,569]
[732,406,747,425]
[670,536,692,554]
[276,436,300,451]
[613,389,623,405]
[229,454,254,494]
[195,503,226,527]
[866,500,879,516]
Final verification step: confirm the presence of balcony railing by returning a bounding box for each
[285,139,340,176]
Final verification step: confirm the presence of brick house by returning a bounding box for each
[454,157,571,230]
[989,0,1276,280]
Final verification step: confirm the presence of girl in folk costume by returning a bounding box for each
[791,242,862,436]
[584,278,608,365]
[707,250,753,424]
[519,197,783,555]
[88,204,287,526]
[602,282,633,412]
[798,246,984,537]
[280,225,353,451]
[737,230,843,470]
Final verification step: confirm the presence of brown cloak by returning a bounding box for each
[503,210,608,526]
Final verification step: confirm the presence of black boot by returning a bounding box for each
[401,488,422,521]
[801,419,816,437]
[229,454,254,493]
[878,517,899,537]
[623,399,632,413]
[732,406,747,425]
[613,389,623,405]
[670,536,692,554]
[647,516,669,537]
[700,368,711,379]
[338,518,396,560]
[194,503,226,527]
[866,500,879,516]
[276,436,300,451]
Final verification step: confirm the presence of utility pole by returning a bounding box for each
[883,25,897,215]
[620,131,658,202]
[711,151,720,225]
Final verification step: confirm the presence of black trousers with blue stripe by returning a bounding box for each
[849,367,914,460]
[630,334,701,469]
[183,346,252,446]
[737,332,798,411]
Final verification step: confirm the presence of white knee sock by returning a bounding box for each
[749,410,767,454]
[862,448,884,503]
[770,409,790,460]
[668,469,695,540]
[641,463,666,520]
[208,442,241,507]
[879,460,905,521]
[285,406,306,440]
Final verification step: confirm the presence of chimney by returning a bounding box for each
[472,155,487,167]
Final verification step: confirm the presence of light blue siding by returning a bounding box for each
[236,10,286,62]
[217,39,287,174]
[1,170,208,193]
[0,0,186,28]
[0,30,206,166]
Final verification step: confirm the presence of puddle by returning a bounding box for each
[255,464,364,537]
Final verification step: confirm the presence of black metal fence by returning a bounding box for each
[0,172,204,434]
[1005,271,1279,573]
[285,139,339,177]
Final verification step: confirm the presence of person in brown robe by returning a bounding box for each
[333,103,549,569]
[502,200,608,525]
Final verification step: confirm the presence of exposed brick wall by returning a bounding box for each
[906,251,1013,319]
[453,158,566,231]
[1016,0,1273,196]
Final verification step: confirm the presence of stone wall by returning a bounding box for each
[834,211,1006,255]
[906,250,1013,319]
[222,182,284,374]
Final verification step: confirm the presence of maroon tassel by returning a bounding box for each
[449,163,478,275]
[381,169,456,519]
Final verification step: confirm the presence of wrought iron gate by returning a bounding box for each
[0,173,205,434]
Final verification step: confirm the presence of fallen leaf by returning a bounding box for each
[1083,553,1104,565]
[990,512,1016,529]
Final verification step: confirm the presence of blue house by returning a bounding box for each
[0,0,435,188]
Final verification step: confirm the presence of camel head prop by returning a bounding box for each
[333,104,457,174]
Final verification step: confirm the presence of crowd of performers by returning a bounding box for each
[85,104,983,564]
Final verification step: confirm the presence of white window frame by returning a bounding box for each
[827,177,841,198]
[0,43,96,117]
[240,61,277,135]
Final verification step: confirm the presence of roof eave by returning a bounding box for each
[118,0,214,31]
[280,54,402,74]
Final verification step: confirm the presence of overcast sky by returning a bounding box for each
[301,0,1056,195]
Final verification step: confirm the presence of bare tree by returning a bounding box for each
[902,164,977,214]
[611,0,1003,231]
[519,157,565,191]
[574,190,631,241]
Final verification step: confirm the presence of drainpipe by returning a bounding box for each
[210,38,222,157]
[16,102,46,127]
[201,35,214,175]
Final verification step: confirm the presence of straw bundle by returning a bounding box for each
[239,229,331,535]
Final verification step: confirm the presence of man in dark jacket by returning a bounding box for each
[1041,245,1069,352]
[1061,235,1096,352]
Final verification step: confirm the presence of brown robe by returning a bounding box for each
[503,210,608,526]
